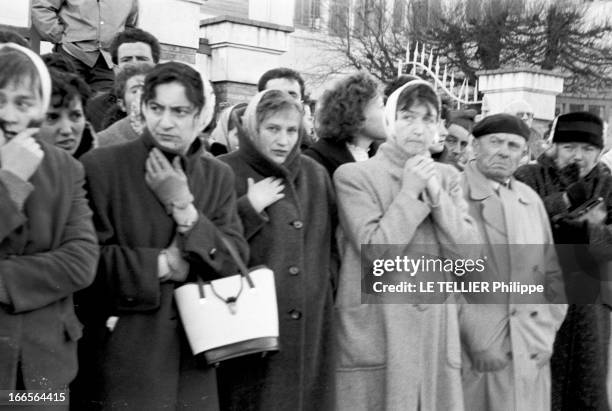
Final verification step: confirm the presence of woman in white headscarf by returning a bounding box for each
[333,80,480,410]
[218,89,337,411]
[0,42,98,397]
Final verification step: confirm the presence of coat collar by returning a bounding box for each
[139,127,204,171]
[235,125,301,181]
[465,161,531,204]
[310,138,355,165]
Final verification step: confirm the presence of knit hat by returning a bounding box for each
[472,113,530,140]
[551,111,603,149]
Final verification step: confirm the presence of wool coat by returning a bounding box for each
[0,142,98,391]
[333,141,480,411]
[303,137,378,178]
[515,154,611,411]
[460,161,567,411]
[74,130,248,411]
[217,125,337,411]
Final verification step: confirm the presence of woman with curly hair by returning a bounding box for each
[303,71,386,177]
[38,69,96,158]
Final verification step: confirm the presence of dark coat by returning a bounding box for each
[75,130,249,411]
[0,143,98,390]
[303,137,378,178]
[515,154,611,411]
[218,129,338,411]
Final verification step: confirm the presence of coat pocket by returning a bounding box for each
[335,305,386,370]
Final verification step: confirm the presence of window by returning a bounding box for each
[588,105,604,118]
[393,0,407,32]
[569,104,584,113]
[294,0,322,29]
[353,0,381,36]
[328,0,350,36]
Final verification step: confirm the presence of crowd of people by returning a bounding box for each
[0,2,611,410]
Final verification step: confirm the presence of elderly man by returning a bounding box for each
[460,113,567,411]
[515,111,611,411]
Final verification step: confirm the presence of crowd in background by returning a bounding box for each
[0,1,611,410]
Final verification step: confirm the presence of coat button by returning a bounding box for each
[530,311,538,317]
[292,220,304,229]
[530,353,538,360]
[288,266,300,276]
[289,310,302,320]
[209,248,217,258]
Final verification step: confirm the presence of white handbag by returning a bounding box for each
[174,237,279,365]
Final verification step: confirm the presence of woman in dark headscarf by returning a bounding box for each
[218,89,337,411]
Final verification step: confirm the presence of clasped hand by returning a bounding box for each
[402,155,441,201]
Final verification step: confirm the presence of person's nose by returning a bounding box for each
[0,103,19,124]
[276,130,290,147]
[158,109,174,129]
[58,116,72,136]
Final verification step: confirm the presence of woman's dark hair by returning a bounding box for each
[49,69,92,110]
[396,83,439,117]
[110,28,161,64]
[384,74,420,101]
[255,90,303,127]
[42,52,78,75]
[316,72,380,144]
[0,47,41,98]
[142,62,204,112]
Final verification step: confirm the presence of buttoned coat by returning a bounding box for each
[460,161,567,411]
[0,143,98,391]
[333,142,481,411]
[217,128,337,411]
[74,131,248,410]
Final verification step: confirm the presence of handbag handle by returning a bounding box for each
[196,236,255,312]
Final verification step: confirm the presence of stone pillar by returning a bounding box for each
[200,16,293,104]
[139,0,204,65]
[476,68,566,127]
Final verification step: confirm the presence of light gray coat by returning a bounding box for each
[333,142,481,411]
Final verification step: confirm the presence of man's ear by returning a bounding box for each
[118,99,126,113]
[471,137,480,156]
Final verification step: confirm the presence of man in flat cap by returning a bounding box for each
[515,111,611,411]
[460,113,567,411]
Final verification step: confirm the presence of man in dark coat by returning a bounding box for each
[0,43,98,398]
[75,62,248,410]
[515,111,611,411]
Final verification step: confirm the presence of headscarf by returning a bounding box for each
[209,103,243,151]
[0,42,52,115]
[197,69,216,132]
[238,89,303,177]
[383,79,440,155]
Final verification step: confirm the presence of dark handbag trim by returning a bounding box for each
[205,336,280,366]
